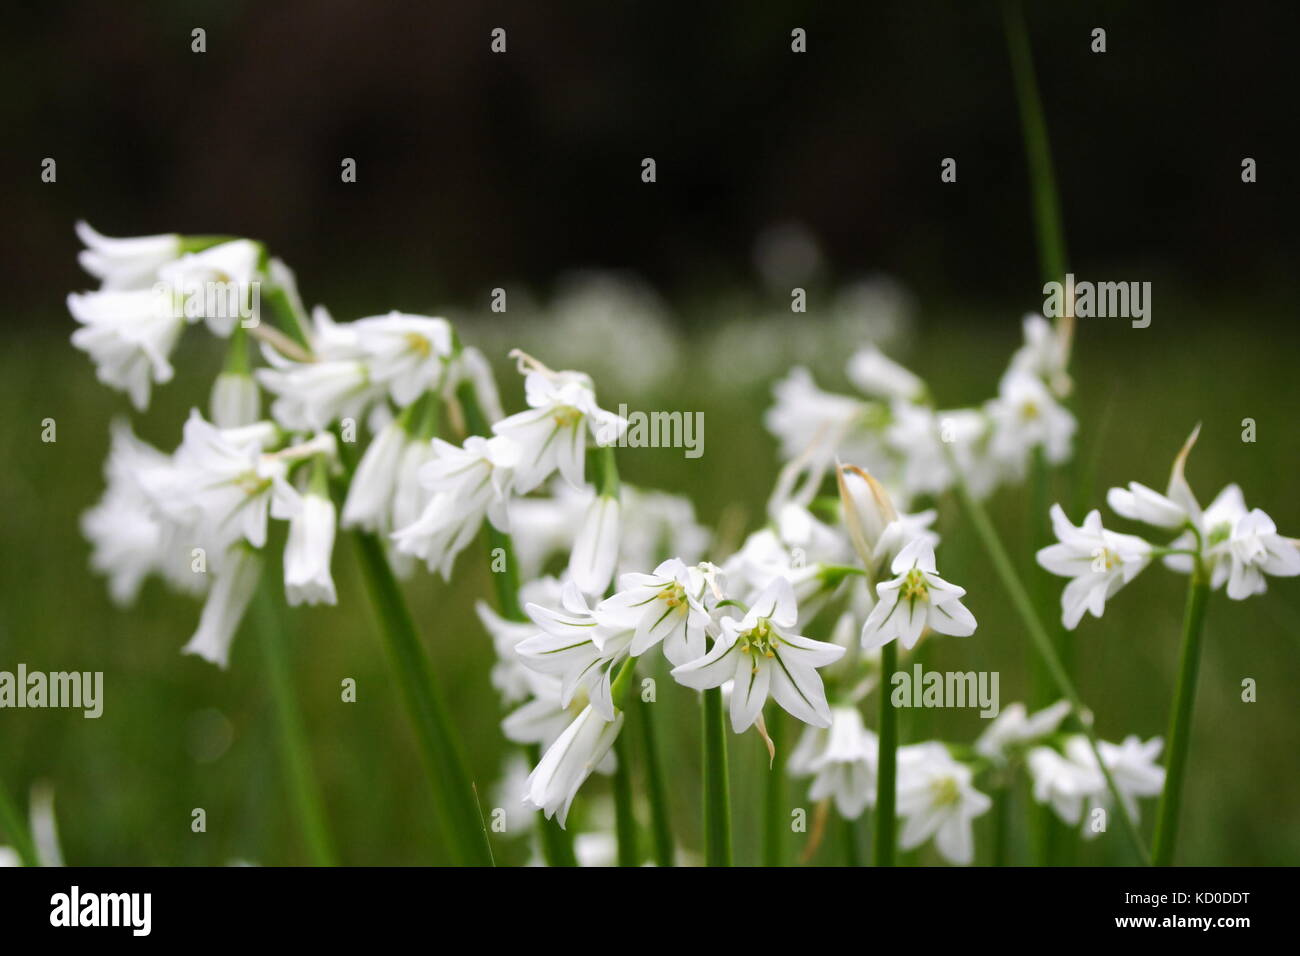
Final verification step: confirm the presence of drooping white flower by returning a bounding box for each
[1028,734,1164,832]
[569,493,621,597]
[986,368,1076,478]
[616,486,710,575]
[156,239,262,337]
[895,742,991,865]
[791,705,878,818]
[596,558,712,666]
[75,221,182,290]
[1036,504,1153,630]
[1219,508,1300,599]
[209,370,261,429]
[349,312,454,406]
[846,345,926,402]
[284,489,337,607]
[517,582,633,721]
[1106,481,1189,529]
[1008,313,1071,397]
[68,286,184,411]
[167,410,300,554]
[340,418,408,533]
[1026,743,1100,828]
[764,366,880,470]
[671,577,845,731]
[256,353,377,433]
[391,435,519,580]
[860,539,977,651]
[182,545,263,668]
[477,577,565,704]
[445,345,505,423]
[974,699,1071,763]
[523,704,624,827]
[491,359,626,493]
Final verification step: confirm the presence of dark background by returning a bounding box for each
[3,0,1296,320]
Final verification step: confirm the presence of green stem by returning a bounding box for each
[612,732,638,866]
[351,530,494,866]
[1151,570,1211,866]
[252,580,338,865]
[993,785,1010,867]
[951,472,1153,865]
[843,815,862,867]
[1002,0,1068,288]
[0,775,38,867]
[637,692,676,866]
[874,640,899,866]
[762,703,785,867]
[701,686,732,866]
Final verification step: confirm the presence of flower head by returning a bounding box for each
[1036,504,1152,629]
[860,539,976,651]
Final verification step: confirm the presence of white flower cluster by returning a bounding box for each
[1037,426,1300,629]
[765,314,1075,508]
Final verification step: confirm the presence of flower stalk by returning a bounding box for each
[1151,564,1211,866]
[702,685,732,866]
[873,639,899,866]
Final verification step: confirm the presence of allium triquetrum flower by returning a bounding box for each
[1036,504,1153,630]
[860,539,977,651]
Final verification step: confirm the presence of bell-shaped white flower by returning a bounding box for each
[1220,508,1300,599]
[341,418,408,532]
[523,704,624,827]
[491,357,626,493]
[182,545,263,668]
[860,539,976,651]
[517,581,633,721]
[986,368,1076,478]
[210,370,261,429]
[257,354,377,433]
[68,286,184,411]
[76,221,181,290]
[391,435,518,580]
[671,577,845,731]
[1036,504,1152,629]
[284,485,337,607]
[1029,734,1164,832]
[596,558,712,666]
[1007,313,1071,397]
[157,239,262,337]
[895,742,991,865]
[477,578,565,704]
[569,493,621,597]
[1106,481,1188,529]
[349,312,454,406]
[792,705,878,818]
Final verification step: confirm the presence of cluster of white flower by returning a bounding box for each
[764,314,1075,510]
[1037,426,1300,629]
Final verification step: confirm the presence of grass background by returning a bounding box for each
[1,296,1297,866]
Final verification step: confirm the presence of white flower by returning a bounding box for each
[1219,508,1300,599]
[68,286,184,411]
[846,346,926,402]
[1008,313,1071,397]
[671,577,845,731]
[596,559,712,666]
[210,371,261,428]
[1026,743,1100,828]
[617,486,710,577]
[974,700,1071,762]
[1029,735,1164,831]
[284,491,337,606]
[391,435,518,579]
[836,463,897,570]
[157,239,262,337]
[182,545,263,668]
[492,361,626,493]
[349,312,454,406]
[257,355,377,433]
[477,578,565,703]
[895,742,991,865]
[986,369,1076,478]
[793,705,878,818]
[75,221,181,289]
[569,493,621,597]
[1036,504,1153,630]
[860,539,976,651]
[517,582,633,721]
[340,419,408,532]
[1096,735,1165,820]
[445,346,504,423]
[168,411,300,553]
[1106,481,1189,529]
[523,704,624,827]
[764,367,879,469]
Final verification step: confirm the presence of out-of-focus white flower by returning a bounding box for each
[860,539,976,651]
[846,346,926,402]
[523,704,624,827]
[885,401,995,500]
[349,312,454,405]
[975,700,1071,762]
[341,418,408,533]
[391,435,519,580]
[895,742,991,865]
[76,221,181,290]
[597,559,712,666]
[569,493,621,597]
[837,463,896,570]
[68,286,184,411]
[445,346,504,423]
[209,370,261,429]
[157,239,262,337]
[284,486,337,607]
[182,545,263,668]
[257,355,377,433]
[1029,734,1164,832]
[986,369,1076,478]
[1036,504,1153,630]
[617,487,710,576]
[477,578,565,703]
[492,358,626,493]
[1106,481,1189,530]
[671,577,845,731]
[517,582,633,721]
[792,705,878,818]
[1218,508,1300,599]
[1008,313,1071,397]
[764,367,879,470]
[1026,743,1100,828]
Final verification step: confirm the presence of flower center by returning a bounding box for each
[901,568,929,603]
[552,405,582,428]
[658,581,687,609]
[931,776,961,807]
[405,331,433,357]
[739,619,777,660]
